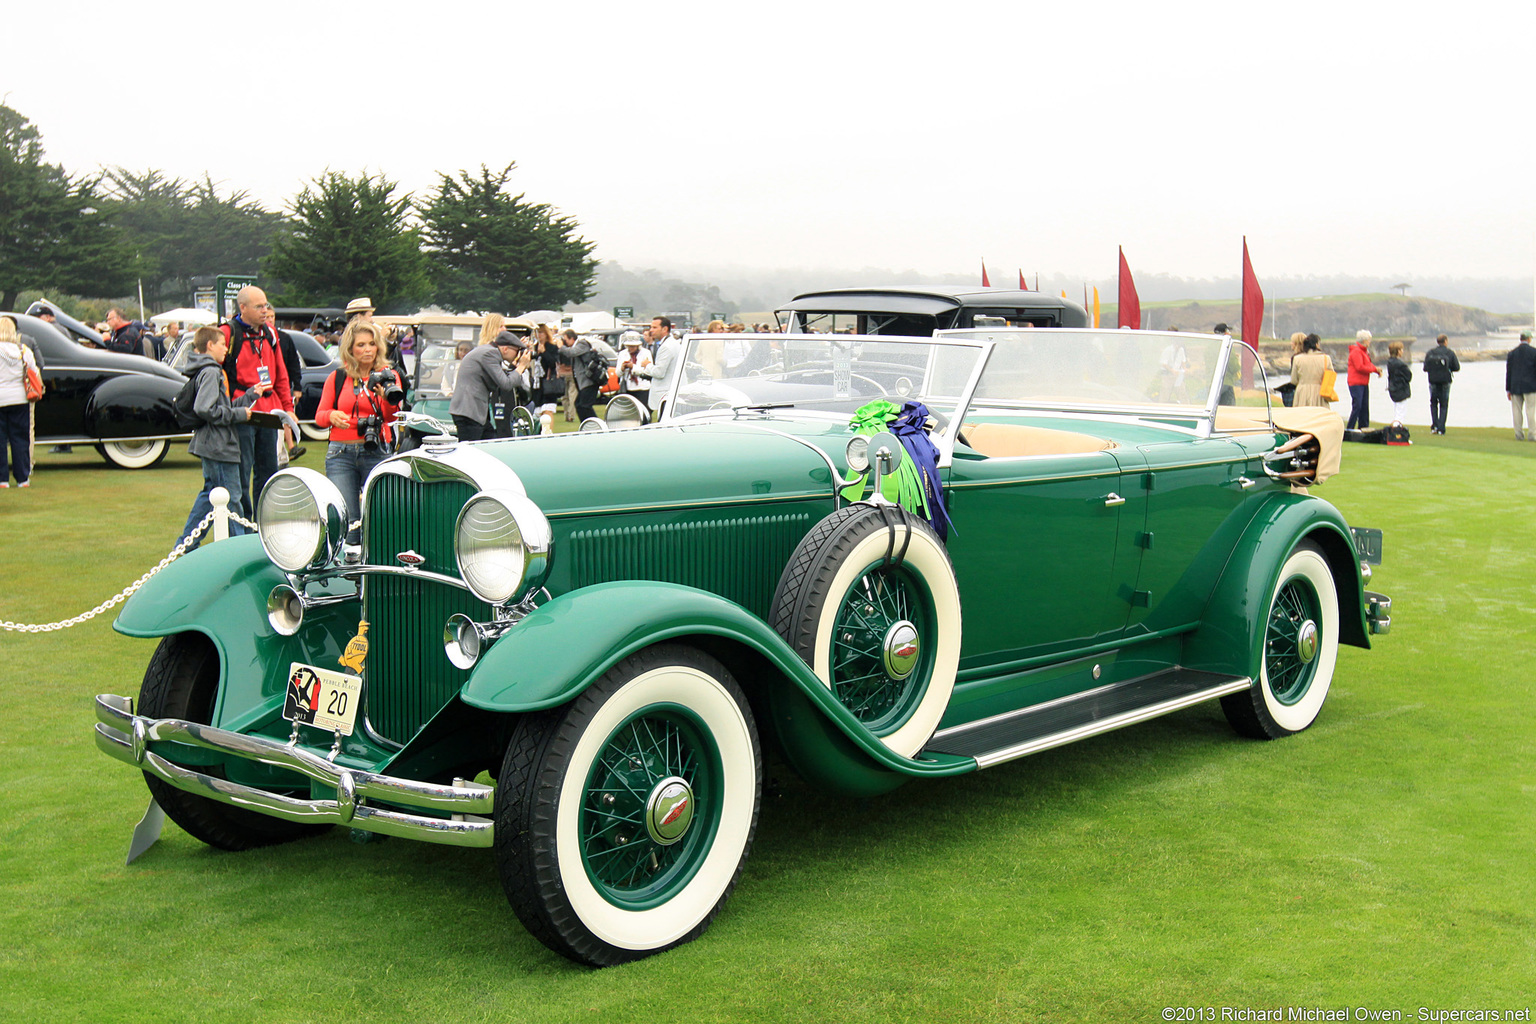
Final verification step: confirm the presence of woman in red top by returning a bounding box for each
[1345,329,1383,430]
[316,320,403,547]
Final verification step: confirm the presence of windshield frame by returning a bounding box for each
[660,332,994,463]
[936,327,1275,435]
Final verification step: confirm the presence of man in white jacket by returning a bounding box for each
[634,316,680,420]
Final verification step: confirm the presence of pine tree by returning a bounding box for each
[419,164,598,314]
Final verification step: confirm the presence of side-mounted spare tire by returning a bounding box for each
[770,503,961,758]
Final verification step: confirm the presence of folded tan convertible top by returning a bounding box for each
[1215,406,1344,485]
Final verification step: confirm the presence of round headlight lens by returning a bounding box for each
[455,492,551,606]
[846,434,871,473]
[259,469,346,571]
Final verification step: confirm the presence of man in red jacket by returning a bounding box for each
[222,286,293,518]
[1346,329,1383,430]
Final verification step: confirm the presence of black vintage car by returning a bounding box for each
[775,286,1089,335]
[8,312,190,468]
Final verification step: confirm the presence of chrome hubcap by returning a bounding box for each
[1296,620,1318,663]
[882,620,921,680]
[644,776,695,846]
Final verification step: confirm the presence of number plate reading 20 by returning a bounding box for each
[282,663,362,736]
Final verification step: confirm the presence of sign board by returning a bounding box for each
[613,306,634,319]
[193,287,217,315]
[214,275,257,321]
[711,313,726,323]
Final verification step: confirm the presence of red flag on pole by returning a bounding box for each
[1240,237,1263,388]
[1241,237,1263,352]
[1019,270,1027,290]
[981,261,991,287]
[1117,247,1141,329]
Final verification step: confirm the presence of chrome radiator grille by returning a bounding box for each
[362,474,490,744]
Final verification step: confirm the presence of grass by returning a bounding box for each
[1,433,1533,1022]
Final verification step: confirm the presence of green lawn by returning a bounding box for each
[1,434,1531,1022]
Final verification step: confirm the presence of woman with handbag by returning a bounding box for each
[1290,334,1334,408]
[0,316,42,488]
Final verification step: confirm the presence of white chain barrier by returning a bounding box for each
[0,489,352,634]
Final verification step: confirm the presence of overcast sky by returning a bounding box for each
[7,0,1533,288]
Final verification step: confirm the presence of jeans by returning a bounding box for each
[0,403,30,483]
[180,457,247,549]
[1346,384,1370,429]
[325,441,387,544]
[236,422,280,519]
[1428,382,1451,433]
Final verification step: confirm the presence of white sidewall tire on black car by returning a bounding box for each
[773,506,961,758]
[1223,541,1340,739]
[98,439,169,469]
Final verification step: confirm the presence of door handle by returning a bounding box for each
[1103,493,1126,507]
[1236,476,1255,489]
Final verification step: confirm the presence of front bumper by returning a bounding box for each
[94,694,494,848]
[1364,591,1392,635]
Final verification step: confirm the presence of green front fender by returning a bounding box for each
[1182,493,1370,678]
[112,535,361,733]
[458,580,975,782]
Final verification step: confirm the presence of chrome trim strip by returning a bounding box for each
[45,433,193,444]
[542,489,827,519]
[291,563,471,594]
[967,677,1253,769]
[94,694,492,847]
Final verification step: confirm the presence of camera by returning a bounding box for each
[356,414,384,453]
[368,369,404,405]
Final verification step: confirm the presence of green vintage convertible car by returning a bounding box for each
[95,327,1390,966]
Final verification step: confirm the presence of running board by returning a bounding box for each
[925,669,1252,769]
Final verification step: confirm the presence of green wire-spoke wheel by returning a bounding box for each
[580,708,721,909]
[1222,541,1340,739]
[772,505,962,757]
[1265,572,1324,705]
[495,644,761,966]
[828,562,937,734]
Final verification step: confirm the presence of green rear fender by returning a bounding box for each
[458,581,975,788]
[1182,493,1370,678]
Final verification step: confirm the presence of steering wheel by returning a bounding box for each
[926,408,972,450]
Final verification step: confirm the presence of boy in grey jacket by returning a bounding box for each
[178,326,269,548]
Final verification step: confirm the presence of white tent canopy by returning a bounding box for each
[151,307,219,327]
[566,311,624,333]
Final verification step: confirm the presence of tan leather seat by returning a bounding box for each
[960,423,1117,458]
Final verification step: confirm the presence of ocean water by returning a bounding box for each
[1280,359,1521,430]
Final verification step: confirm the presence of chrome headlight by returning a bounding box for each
[454,490,552,605]
[604,393,649,429]
[258,468,348,572]
[845,434,871,473]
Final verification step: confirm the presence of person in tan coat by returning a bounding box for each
[1290,334,1333,407]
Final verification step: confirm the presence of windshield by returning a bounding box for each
[667,333,988,422]
[414,343,464,400]
[936,328,1266,417]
